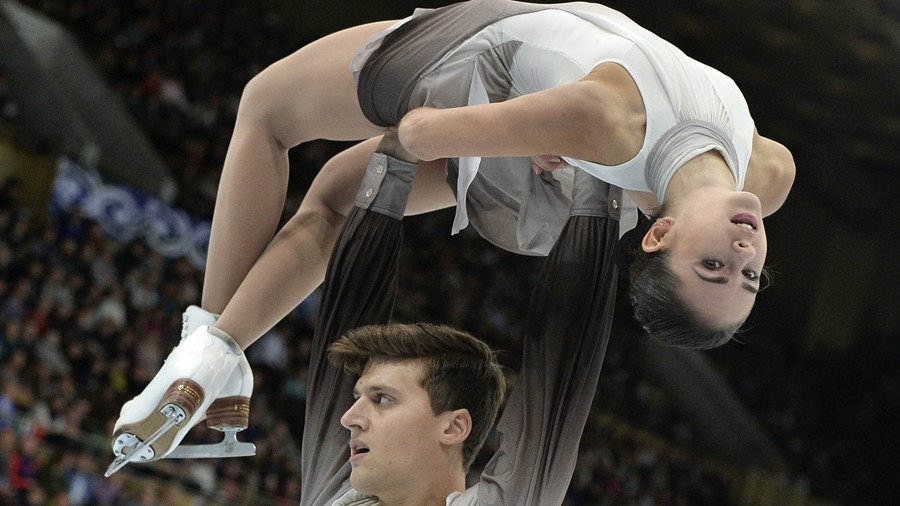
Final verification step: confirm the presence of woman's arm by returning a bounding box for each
[397,80,619,162]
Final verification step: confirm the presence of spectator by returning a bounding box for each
[94,285,127,330]
[64,451,95,505]
[0,425,14,501]
[8,433,40,504]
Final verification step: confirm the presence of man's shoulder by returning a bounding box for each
[331,482,484,505]
[446,482,481,505]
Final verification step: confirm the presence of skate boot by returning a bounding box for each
[105,323,244,476]
[165,305,255,459]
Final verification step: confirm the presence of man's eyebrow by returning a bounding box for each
[353,384,399,397]
[694,271,758,294]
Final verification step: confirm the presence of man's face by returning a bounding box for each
[340,359,446,496]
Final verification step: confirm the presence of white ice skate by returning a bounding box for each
[166,306,255,460]
[105,306,255,476]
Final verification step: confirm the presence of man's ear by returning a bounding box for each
[440,409,472,447]
[642,218,673,253]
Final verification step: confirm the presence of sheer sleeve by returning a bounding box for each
[475,170,620,505]
[300,155,416,506]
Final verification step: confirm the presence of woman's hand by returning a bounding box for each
[396,108,430,161]
[530,155,570,174]
[380,124,450,176]
[378,126,417,164]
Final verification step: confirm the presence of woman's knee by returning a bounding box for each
[236,61,317,147]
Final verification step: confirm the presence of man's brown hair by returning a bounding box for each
[327,323,507,470]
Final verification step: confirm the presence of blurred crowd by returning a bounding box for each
[16,0,310,215]
[709,325,897,502]
[0,173,736,504]
[0,66,19,124]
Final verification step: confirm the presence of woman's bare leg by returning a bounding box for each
[213,136,454,348]
[201,21,398,315]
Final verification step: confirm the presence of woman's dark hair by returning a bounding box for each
[615,210,745,349]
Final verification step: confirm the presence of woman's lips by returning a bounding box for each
[731,213,759,230]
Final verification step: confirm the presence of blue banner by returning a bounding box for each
[50,157,211,269]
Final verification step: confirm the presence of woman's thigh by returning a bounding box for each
[243,20,400,147]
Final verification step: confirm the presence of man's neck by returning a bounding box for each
[376,469,465,506]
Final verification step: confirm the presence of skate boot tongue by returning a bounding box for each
[182,305,219,340]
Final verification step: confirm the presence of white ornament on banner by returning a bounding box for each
[50,157,211,270]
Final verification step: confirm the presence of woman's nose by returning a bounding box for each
[733,239,755,257]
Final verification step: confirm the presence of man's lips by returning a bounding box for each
[349,439,370,462]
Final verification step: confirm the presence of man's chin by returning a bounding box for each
[349,471,376,495]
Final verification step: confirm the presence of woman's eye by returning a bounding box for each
[743,269,758,281]
[702,259,724,270]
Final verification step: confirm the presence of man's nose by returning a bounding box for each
[340,400,366,430]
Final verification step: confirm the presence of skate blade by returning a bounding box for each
[166,429,256,458]
[105,405,184,477]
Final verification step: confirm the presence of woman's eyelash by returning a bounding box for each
[703,259,723,270]
[703,260,760,283]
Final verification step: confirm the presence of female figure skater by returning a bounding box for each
[107,0,795,475]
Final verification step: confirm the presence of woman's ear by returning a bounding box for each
[440,409,472,447]
[642,218,673,252]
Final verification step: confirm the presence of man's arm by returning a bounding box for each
[469,172,620,504]
[301,207,404,505]
[301,135,418,505]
